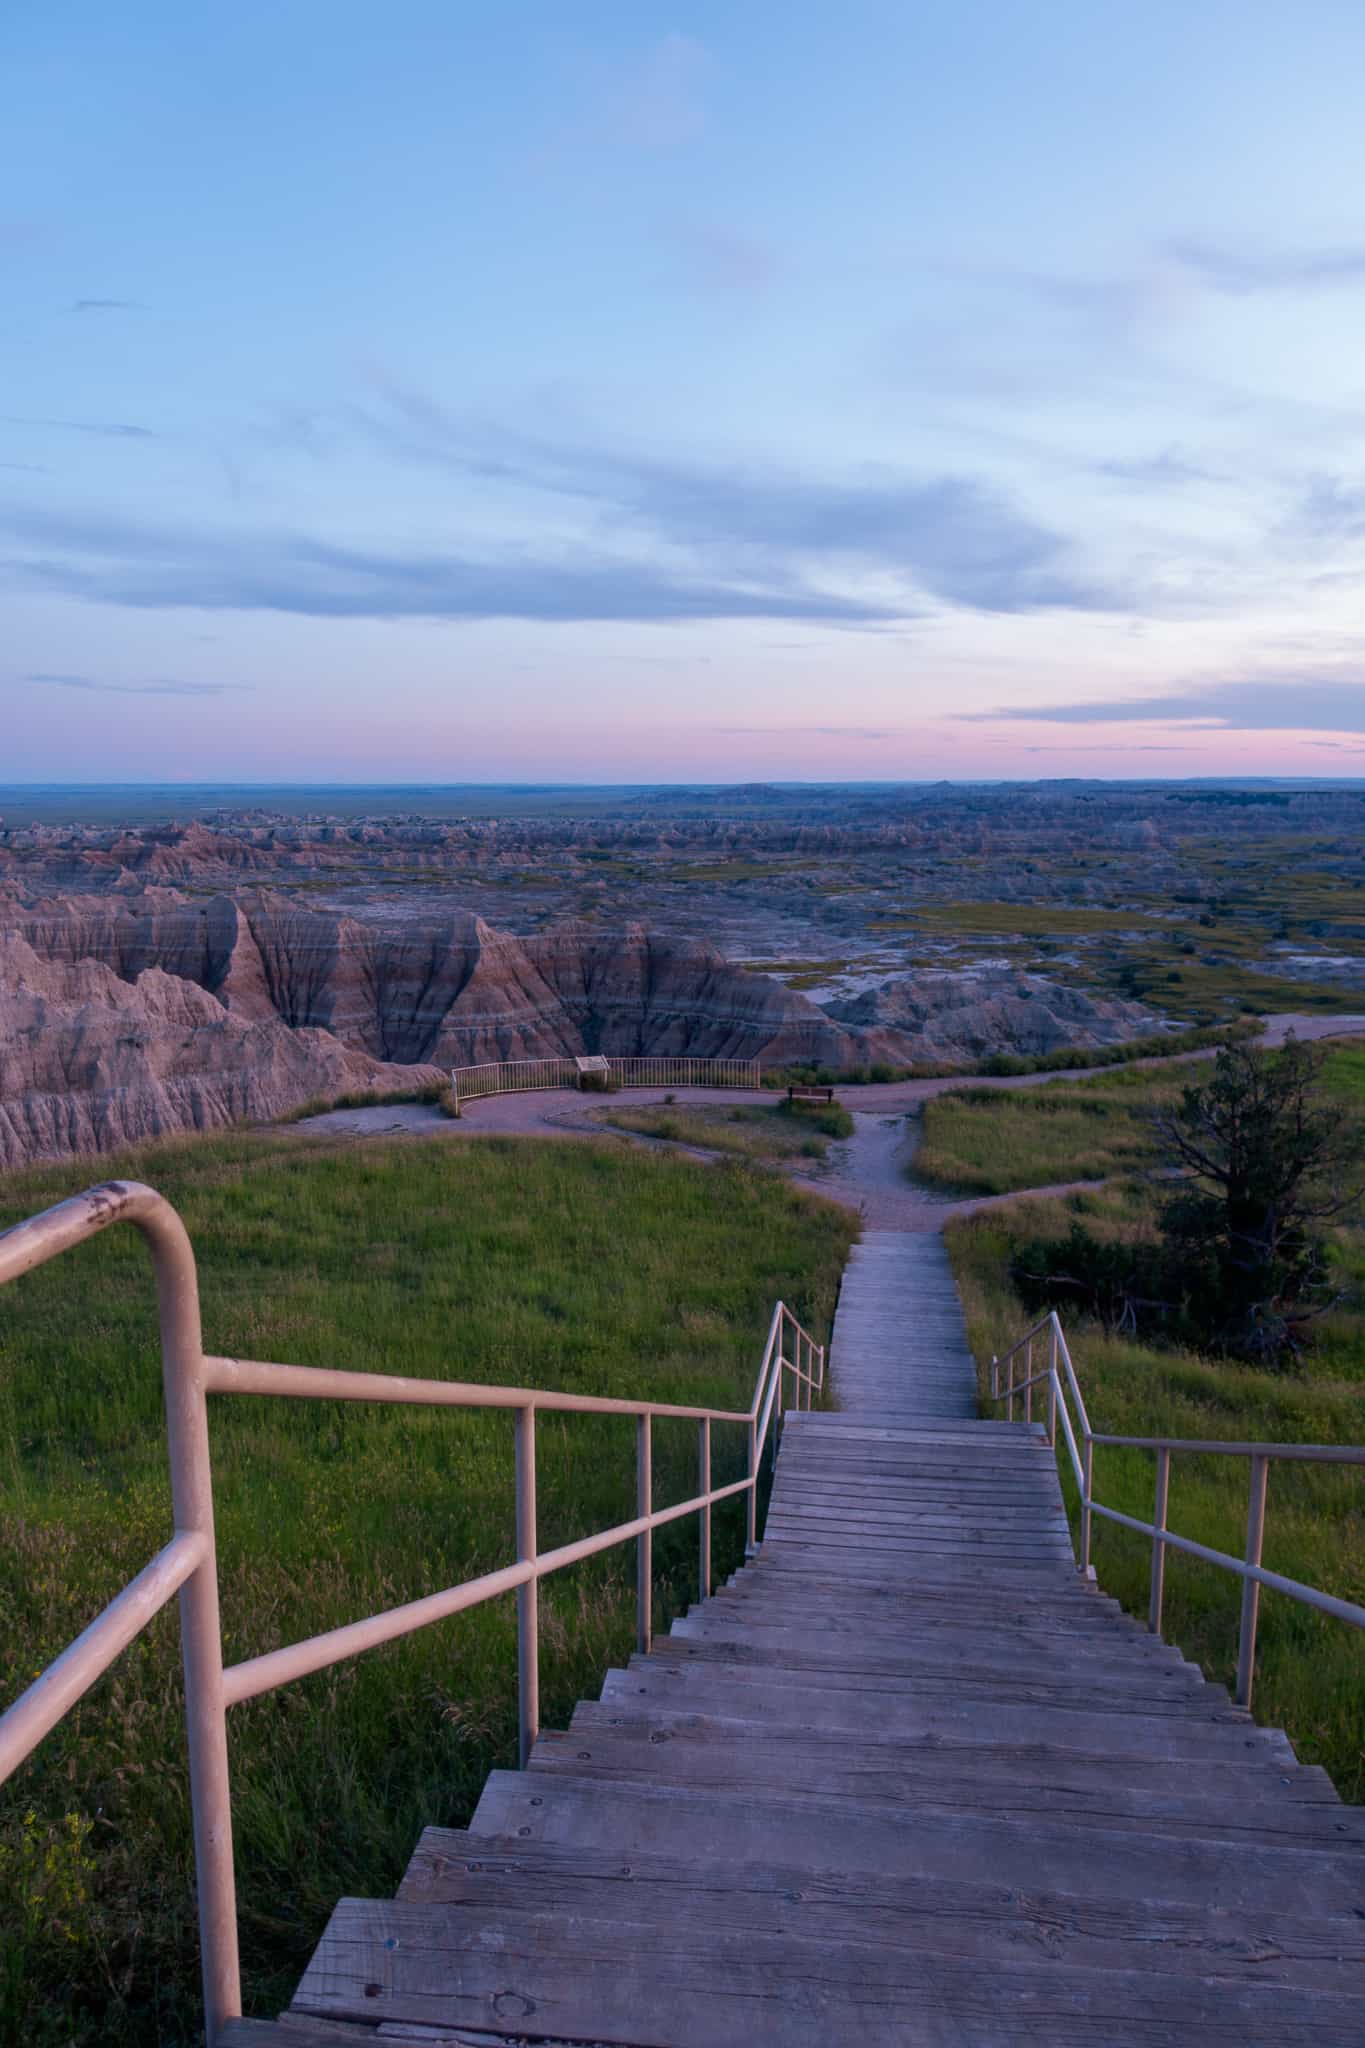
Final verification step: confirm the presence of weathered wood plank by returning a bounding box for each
[467,1770,1363,1914]
[668,1614,1196,1675]
[294,1896,1365,2044]
[659,1629,1208,1696]
[400,1828,1365,1989]
[594,1670,1286,1759]
[618,1651,1243,1719]
[561,1708,1338,1802]
[527,1730,1364,1848]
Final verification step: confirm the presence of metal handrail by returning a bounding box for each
[450,1054,762,1113]
[987,1309,1365,1711]
[0,1180,825,2046]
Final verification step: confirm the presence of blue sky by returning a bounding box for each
[4,2,1365,781]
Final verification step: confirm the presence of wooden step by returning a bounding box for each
[564,1706,1339,1805]
[780,1418,1036,1441]
[714,1579,1127,1621]
[291,1892,1365,2044]
[676,1615,1197,1676]
[596,1666,1289,1761]
[662,1626,1210,1696]
[763,1500,1070,1530]
[761,1529,1073,1557]
[621,1650,1243,1719]
[467,1770,1364,1916]
[400,1826,1365,1992]
[532,1726,1361,1850]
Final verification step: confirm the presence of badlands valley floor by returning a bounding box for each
[2,778,1364,1171]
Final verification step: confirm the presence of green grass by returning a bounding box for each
[603,1099,853,1162]
[945,1182,1365,1803]
[916,1042,1365,1197]
[914,1061,1211,1195]
[0,1132,854,2045]
[667,860,793,884]
[874,902,1164,936]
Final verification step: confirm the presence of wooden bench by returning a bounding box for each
[787,1084,835,1105]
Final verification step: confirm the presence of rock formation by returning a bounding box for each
[824,970,1157,1061]
[0,930,441,1174]
[4,893,859,1071]
[0,886,1164,1173]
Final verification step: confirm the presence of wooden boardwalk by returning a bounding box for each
[828,1230,977,1418]
[233,1235,1365,2047]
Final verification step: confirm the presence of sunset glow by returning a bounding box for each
[5,4,1365,780]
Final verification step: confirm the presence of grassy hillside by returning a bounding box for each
[604,1098,853,1162]
[917,1041,1364,1196]
[943,1052,1365,1800]
[0,1132,853,2046]
[914,1061,1209,1195]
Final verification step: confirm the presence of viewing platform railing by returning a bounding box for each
[450,1054,761,1113]
[0,1181,824,2045]
[989,1309,1365,1709]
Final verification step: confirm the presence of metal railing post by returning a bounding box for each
[1046,1324,1057,1447]
[636,1413,652,1655]
[746,1414,758,1554]
[1080,1433,1094,1575]
[1148,1446,1171,1635]
[515,1404,539,1766]
[154,1208,241,2048]
[1236,1454,1269,1708]
[1024,1337,1033,1425]
[698,1417,712,1599]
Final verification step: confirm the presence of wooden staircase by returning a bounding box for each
[231,1234,1365,2046]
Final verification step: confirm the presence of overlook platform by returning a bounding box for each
[233,1232,1364,2046]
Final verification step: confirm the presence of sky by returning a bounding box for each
[3,2,1365,784]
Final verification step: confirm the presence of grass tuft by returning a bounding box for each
[604,1100,852,1162]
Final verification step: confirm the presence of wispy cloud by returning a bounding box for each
[1167,237,1365,295]
[719,724,900,740]
[0,502,892,625]
[958,678,1365,733]
[1019,742,1196,754]
[1289,475,1365,541]
[27,672,244,697]
[1,414,156,440]
[360,386,1124,616]
[669,220,780,293]
[71,298,141,313]
[1096,446,1223,489]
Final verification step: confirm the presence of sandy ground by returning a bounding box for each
[288,1009,1365,1227]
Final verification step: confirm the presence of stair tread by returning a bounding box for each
[291,1892,1365,2043]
